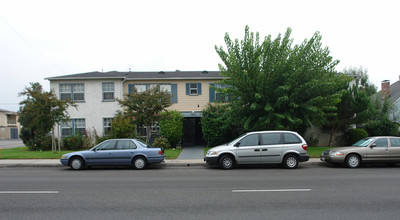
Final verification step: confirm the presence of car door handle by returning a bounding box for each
[254,149,260,152]
[262,149,268,151]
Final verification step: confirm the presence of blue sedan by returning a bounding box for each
[60,139,165,170]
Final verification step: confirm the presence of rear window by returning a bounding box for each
[283,133,301,144]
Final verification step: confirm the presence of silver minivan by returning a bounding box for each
[204,131,309,169]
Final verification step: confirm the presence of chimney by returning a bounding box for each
[381,80,390,99]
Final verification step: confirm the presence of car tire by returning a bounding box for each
[133,156,147,170]
[283,154,299,169]
[219,155,234,169]
[70,157,84,170]
[345,154,361,168]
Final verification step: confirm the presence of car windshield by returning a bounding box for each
[352,138,374,147]
[227,133,248,146]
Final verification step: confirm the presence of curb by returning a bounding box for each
[0,159,323,168]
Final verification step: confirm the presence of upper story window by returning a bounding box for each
[60,83,84,102]
[102,82,115,101]
[128,83,177,103]
[186,83,202,96]
[209,83,230,103]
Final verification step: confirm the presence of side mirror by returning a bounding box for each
[234,142,240,147]
[370,143,377,148]
[92,148,97,152]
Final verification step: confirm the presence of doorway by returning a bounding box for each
[182,117,204,147]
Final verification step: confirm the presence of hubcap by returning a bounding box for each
[135,159,145,169]
[348,156,359,167]
[223,158,232,168]
[71,159,81,169]
[287,157,297,168]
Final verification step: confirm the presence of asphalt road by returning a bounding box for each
[1,164,400,220]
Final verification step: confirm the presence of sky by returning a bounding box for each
[1,0,399,112]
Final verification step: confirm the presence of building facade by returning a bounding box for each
[46,70,226,146]
[0,109,20,139]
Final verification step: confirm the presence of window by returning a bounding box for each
[59,83,84,101]
[283,133,302,144]
[261,133,282,145]
[103,118,113,135]
[61,119,85,137]
[374,138,388,147]
[128,84,177,103]
[390,138,400,147]
[96,140,116,151]
[239,134,259,146]
[102,82,114,101]
[186,83,202,96]
[116,140,137,150]
[209,83,230,103]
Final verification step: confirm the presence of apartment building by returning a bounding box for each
[46,70,226,146]
[0,109,20,139]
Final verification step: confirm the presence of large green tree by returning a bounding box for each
[325,67,376,146]
[118,86,172,142]
[18,82,74,151]
[215,26,347,134]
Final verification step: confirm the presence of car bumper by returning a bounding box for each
[60,158,68,166]
[147,156,165,164]
[320,155,345,163]
[204,156,219,164]
[299,154,310,162]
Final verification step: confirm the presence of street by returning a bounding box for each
[1,164,400,219]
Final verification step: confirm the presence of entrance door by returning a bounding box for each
[10,128,18,139]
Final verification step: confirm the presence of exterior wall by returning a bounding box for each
[305,125,342,147]
[50,79,123,137]
[123,79,219,112]
[0,111,20,139]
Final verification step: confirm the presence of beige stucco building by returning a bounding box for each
[0,109,20,139]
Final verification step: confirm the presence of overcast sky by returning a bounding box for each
[1,0,399,112]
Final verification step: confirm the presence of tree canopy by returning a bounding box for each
[18,82,74,150]
[215,26,348,134]
[118,86,172,142]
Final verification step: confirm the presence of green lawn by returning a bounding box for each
[0,147,183,160]
[205,146,332,158]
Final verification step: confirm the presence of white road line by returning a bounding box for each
[0,191,59,194]
[232,189,311,193]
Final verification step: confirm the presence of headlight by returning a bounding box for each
[329,151,344,156]
[207,151,217,156]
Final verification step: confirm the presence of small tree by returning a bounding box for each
[118,86,172,142]
[18,82,74,151]
[160,110,183,148]
[110,111,136,138]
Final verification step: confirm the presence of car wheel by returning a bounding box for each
[70,157,84,170]
[345,154,360,168]
[283,154,299,169]
[133,156,147,170]
[219,155,234,169]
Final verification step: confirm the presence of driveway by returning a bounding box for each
[0,139,25,149]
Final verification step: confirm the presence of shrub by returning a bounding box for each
[62,134,85,150]
[305,133,319,147]
[160,111,183,148]
[152,136,171,149]
[343,128,369,146]
[364,119,399,137]
[201,104,244,147]
[26,134,53,151]
[110,111,136,138]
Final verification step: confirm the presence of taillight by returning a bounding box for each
[158,150,163,155]
[302,144,308,152]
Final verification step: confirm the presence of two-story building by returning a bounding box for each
[0,109,20,139]
[46,70,226,146]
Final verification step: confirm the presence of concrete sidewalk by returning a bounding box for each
[0,158,322,168]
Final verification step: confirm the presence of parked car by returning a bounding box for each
[320,136,400,168]
[204,131,309,169]
[60,139,165,170]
